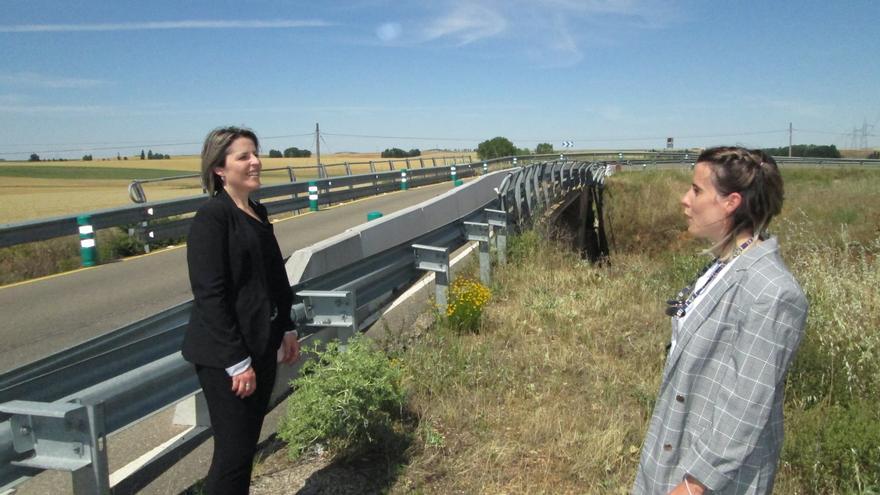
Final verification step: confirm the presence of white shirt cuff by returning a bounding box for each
[225,356,252,377]
[285,330,298,338]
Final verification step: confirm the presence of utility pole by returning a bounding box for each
[315,122,321,168]
[788,122,792,157]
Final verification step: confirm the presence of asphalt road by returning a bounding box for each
[0,181,459,373]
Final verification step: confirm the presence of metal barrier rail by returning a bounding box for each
[773,156,880,166]
[0,151,694,251]
[0,158,487,250]
[0,159,607,493]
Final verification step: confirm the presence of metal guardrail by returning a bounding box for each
[0,151,695,251]
[773,156,880,166]
[0,158,612,493]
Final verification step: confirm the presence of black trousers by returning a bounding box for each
[196,355,277,495]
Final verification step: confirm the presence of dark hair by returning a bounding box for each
[200,126,260,196]
[697,146,784,257]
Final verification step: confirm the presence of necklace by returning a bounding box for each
[665,237,754,318]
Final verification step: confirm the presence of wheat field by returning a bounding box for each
[0,151,471,224]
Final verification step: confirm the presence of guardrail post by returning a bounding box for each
[388,160,394,171]
[419,158,425,168]
[485,209,507,265]
[344,162,351,176]
[308,181,319,211]
[77,215,98,267]
[369,160,376,173]
[400,169,408,190]
[432,158,437,168]
[412,244,450,313]
[0,400,110,494]
[464,222,492,285]
[286,166,297,183]
[297,290,358,343]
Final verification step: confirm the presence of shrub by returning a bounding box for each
[783,401,880,493]
[445,277,491,333]
[278,336,406,460]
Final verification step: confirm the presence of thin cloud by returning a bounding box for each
[0,19,333,33]
[423,4,508,45]
[0,72,109,89]
[0,104,111,114]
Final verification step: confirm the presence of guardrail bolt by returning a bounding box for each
[400,168,408,190]
[77,215,98,267]
[308,181,319,211]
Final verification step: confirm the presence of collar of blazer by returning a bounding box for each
[661,237,780,383]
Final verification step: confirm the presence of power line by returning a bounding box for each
[0,132,315,156]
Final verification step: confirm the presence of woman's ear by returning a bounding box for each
[724,192,742,213]
[213,166,225,178]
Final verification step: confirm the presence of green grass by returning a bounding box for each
[0,165,193,180]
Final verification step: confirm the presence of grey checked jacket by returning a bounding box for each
[632,237,808,494]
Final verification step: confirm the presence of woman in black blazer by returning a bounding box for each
[182,126,299,495]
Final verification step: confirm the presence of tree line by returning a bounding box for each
[762,144,842,158]
[267,147,312,158]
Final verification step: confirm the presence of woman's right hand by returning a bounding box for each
[231,366,256,398]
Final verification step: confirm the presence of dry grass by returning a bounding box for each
[388,166,880,494]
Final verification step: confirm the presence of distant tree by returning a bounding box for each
[762,144,842,159]
[124,156,128,160]
[536,143,554,154]
[82,154,93,161]
[380,148,421,158]
[117,153,121,160]
[476,137,517,160]
[164,154,170,159]
[29,153,40,162]
[869,151,879,159]
[269,149,283,158]
[147,150,154,160]
[283,147,311,158]
[140,150,146,160]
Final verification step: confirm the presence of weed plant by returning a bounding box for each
[278,336,407,461]
[392,167,880,494]
[445,277,492,333]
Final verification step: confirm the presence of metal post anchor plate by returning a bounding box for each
[296,290,358,343]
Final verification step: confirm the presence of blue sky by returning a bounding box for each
[1,0,878,160]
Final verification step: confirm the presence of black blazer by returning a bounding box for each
[182,189,293,369]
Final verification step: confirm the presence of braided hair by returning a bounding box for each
[697,146,784,258]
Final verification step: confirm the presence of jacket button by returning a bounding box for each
[676,394,685,403]
[663,444,672,451]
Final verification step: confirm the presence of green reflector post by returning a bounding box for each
[308,181,319,211]
[367,211,383,221]
[77,215,97,267]
[400,168,408,190]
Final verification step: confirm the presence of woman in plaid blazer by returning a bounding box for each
[633,147,808,494]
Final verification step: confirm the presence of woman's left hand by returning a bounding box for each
[668,476,706,495]
[279,332,301,364]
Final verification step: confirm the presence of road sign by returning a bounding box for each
[561,140,574,148]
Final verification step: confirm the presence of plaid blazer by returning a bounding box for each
[632,237,808,494]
